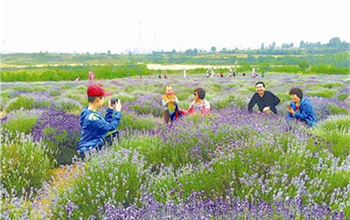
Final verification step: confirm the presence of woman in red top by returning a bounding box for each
[183,88,210,116]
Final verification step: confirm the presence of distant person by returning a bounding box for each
[76,76,81,81]
[162,84,182,123]
[206,69,213,78]
[163,73,168,79]
[287,87,316,127]
[248,82,280,114]
[159,73,162,79]
[183,88,210,116]
[242,73,246,77]
[88,71,95,81]
[220,72,224,77]
[77,84,122,158]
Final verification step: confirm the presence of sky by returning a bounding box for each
[0,0,349,54]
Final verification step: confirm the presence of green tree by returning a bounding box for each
[328,37,341,48]
[260,43,265,50]
[298,60,309,73]
[211,46,217,53]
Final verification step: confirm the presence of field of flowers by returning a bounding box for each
[1,73,350,219]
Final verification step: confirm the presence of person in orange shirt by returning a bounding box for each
[162,84,182,123]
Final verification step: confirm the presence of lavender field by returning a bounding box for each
[1,73,350,220]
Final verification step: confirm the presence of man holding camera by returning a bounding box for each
[77,83,122,158]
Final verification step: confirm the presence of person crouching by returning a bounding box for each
[77,84,122,158]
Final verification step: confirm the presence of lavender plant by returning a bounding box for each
[51,149,150,219]
[0,129,55,197]
[32,108,80,165]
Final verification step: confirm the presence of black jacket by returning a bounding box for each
[248,91,280,114]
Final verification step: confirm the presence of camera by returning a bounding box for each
[111,98,119,105]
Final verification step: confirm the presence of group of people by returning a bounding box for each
[77,81,316,158]
[248,81,317,127]
[162,84,210,123]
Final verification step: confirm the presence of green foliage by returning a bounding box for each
[337,93,349,101]
[211,95,236,110]
[307,90,336,98]
[113,93,137,102]
[322,82,344,89]
[42,127,79,165]
[6,96,35,112]
[51,150,146,219]
[312,115,350,160]
[328,104,349,115]
[49,90,61,96]
[0,130,55,197]
[2,116,37,134]
[65,93,87,106]
[53,98,82,113]
[152,133,321,203]
[131,103,163,117]
[1,64,152,82]
[118,114,158,131]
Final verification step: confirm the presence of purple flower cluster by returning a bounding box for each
[130,93,164,117]
[31,108,80,164]
[309,97,350,121]
[98,193,343,220]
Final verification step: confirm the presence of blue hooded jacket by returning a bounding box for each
[77,106,121,153]
[287,97,316,127]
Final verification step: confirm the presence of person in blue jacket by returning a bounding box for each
[287,87,316,127]
[77,83,122,158]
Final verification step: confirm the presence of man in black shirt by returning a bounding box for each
[248,82,280,114]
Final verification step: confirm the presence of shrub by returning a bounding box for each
[118,113,159,131]
[310,97,350,121]
[337,93,349,101]
[49,90,61,96]
[0,129,55,197]
[312,115,350,160]
[210,95,236,110]
[51,149,148,219]
[328,103,349,115]
[32,109,80,165]
[130,94,163,117]
[6,95,35,112]
[53,98,83,114]
[307,90,336,98]
[1,116,37,134]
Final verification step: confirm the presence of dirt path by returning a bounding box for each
[33,163,85,216]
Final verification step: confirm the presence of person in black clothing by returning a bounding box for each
[248,82,280,114]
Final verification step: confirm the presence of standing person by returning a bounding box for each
[88,71,95,81]
[162,84,181,123]
[77,84,122,158]
[248,82,280,114]
[287,87,316,127]
[183,88,210,116]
